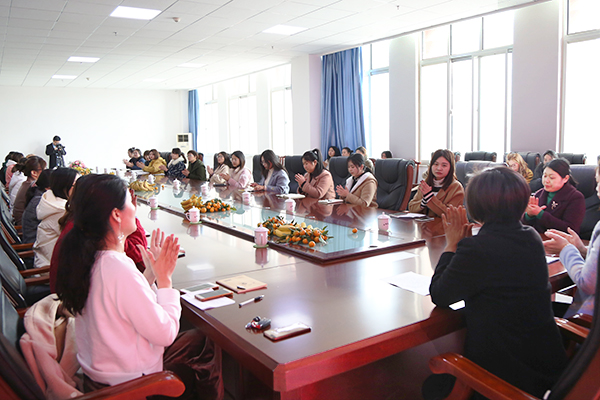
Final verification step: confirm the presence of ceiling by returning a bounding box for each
[0,0,540,90]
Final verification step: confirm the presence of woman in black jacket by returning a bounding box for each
[427,167,567,399]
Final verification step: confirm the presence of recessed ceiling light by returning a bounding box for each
[110,6,161,20]
[178,63,205,68]
[144,78,165,83]
[263,25,307,35]
[52,75,77,80]
[68,56,100,63]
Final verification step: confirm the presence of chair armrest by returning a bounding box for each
[429,353,538,400]
[568,313,593,329]
[24,275,50,286]
[75,371,185,400]
[16,250,34,259]
[20,265,50,277]
[12,243,33,251]
[555,317,589,343]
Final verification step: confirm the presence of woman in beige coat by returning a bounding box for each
[295,149,335,200]
[408,149,464,217]
[336,153,378,208]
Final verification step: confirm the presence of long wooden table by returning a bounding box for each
[135,176,573,399]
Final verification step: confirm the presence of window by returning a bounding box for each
[362,40,390,158]
[562,1,600,160]
[419,11,513,161]
[270,65,293,155]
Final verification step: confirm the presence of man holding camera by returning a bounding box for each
[45,135,66,169]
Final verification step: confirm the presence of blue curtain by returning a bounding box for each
[320,48,365,155]
[188,90,199,151]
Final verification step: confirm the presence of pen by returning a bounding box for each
[239,295,264,308]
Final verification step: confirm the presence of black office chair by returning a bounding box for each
[0,244,49,310]
[454,161,505,188]
[375,159,415,211]
[252,154,262,183]
[328,157,350,196]
[0,198,22,245]
[464,151,497,162]
[428,250,600,400]
[284,156,305,193]
[0,227,31,271]
[0,283,185,399]
[558,153,587,165]
[570,165,600,240]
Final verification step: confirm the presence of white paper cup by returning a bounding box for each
[378,213,390,231]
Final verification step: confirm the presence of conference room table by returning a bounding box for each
[132,174,573,400]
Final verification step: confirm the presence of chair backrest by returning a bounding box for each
[0,228,26,272]
[328,157,350,194]
[454,161,506,188]
[0,247,28,309]
[508,151,540,172]
[0,200,20,245]
[375,159,415,211]
[284,156,305,194]
[558,153,587,165]
[0,284,45,400]
[252,155,262,183]
[570,165,600,240]
[464,151,497,162]
[0,188,9,207]
[159,151,171,162]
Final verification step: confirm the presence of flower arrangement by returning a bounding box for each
[68,160,92,175]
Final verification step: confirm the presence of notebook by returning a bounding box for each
[217,275,267,294]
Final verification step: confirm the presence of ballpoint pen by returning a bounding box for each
[239,295,264,308]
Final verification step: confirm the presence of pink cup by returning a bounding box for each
[254,226,269,247]
[378,213,390,231]
[185,207,200,223]
[149,196,158,209]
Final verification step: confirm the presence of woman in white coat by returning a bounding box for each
[34,168,78,268]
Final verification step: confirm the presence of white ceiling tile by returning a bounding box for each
[9,7,61,21]
[11,0,67,12]
[162,1,221,15]
[267,1,321,17]
[57,12,107,25]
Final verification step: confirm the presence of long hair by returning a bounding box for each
[50,168,78,200]
[56,174,127,315]
[347,153,372,175]
[215,151,233,169]
[171,147,187,163]
[231,150,246,170]
[24,156,46,178]
[425,149,456,190]
[506,152,530,178]
[25,169,52,208]
[149,149,161,161]
[13,157,28,174]
[260,149,286,178]
[327,146,341,160]
[302,149,324,178]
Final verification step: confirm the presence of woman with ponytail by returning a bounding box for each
[295,149,335,200]
[56,174,222,399]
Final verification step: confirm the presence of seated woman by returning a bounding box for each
[55,175,222,398]
[5,151,24,186]
[381,151,393,159]
[123,147,143,170]
[355,146,375,173]
[427,167,567,399]
[159,148,187,180]
[335,153,377,207]
[408,149,464,218]
[543,166,600,318]
[13,156,47,225]
[34,168,78,268]
[530,150,557,192]
[295,149,335,200]
[341,147,352,157]
[523,158,585,233]
[207,151,232,185]
[182,150,206,181]
[250,150,289,194]
[323,146,340,170]
[221,151,252,189]
[9,157,28,209]
[21,169,52,244]
[506,152,533,183]
[136,149,166,174]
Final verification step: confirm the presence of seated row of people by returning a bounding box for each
[323,145,393,170]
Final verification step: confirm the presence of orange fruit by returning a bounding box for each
[309,241,315,247]
[352,228,358,233]
[314,236,320,243]
[300,229,306,235]
[201,207,207,213]
[322,235,327,240]
[302,238,308,244]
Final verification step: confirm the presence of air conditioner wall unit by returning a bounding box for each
[176,133,191,153]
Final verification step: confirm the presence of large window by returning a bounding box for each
[419,11,514,161]
[270,65,293,156]
[362,40,390,158]
[562,0,600,160]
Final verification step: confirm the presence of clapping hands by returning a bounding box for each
[442,205,473,253]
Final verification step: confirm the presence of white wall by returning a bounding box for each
[291,55,322,154]
[0,87,188,170]
[511,0,562,152]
